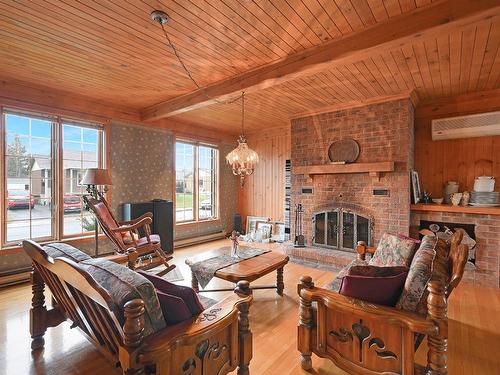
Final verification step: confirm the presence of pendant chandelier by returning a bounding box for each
[151,10,259,188]
[225,92,259,187]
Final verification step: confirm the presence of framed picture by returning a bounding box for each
[411,170,421,204]
[246,216,267,234]
[271,222,286,242]
[256,221,273,239]
[273,222,285,236]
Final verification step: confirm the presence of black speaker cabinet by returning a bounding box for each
[122,199,174,254]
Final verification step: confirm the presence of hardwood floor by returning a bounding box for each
[1,239,500,375]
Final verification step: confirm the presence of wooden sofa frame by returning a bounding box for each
[298,230,468,375]
[24,240,253,375]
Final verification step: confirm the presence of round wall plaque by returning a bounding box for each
[328,138,360,163]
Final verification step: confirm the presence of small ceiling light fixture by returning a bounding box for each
[225,92,259,187]
[150,9,259,187]
[150,10,169,25]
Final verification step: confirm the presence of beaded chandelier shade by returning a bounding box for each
[225,92,259,187]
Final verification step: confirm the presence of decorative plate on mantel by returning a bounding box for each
[328,138,360,164]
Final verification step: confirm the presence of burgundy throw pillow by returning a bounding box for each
[348,265,409,278]
[138,271,204,325]
[339,270,408,307]
[156,291,195,325]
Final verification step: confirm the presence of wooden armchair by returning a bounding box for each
[298,231,468,375]
[83,192,175,277]
[24,240,253,375]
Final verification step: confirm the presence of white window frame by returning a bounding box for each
[174,139,219,225]
[0,107,105,247]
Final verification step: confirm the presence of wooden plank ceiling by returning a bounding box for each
[1,0,499,133]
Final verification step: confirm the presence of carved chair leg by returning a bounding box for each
[298,276,315,371]
[276,267,285,296]
[236,281,252,375]
[427,280,448,375]
[30,267,47,351]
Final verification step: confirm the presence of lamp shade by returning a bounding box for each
[80,168,112,186]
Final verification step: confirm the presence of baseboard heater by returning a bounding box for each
[0,267,32,288]
[174,230,227,249]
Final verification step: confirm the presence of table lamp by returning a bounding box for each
[81,168,112,255]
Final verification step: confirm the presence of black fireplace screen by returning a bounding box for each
[313,209,371,251]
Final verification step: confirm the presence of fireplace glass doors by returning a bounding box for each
[312,209,371,252]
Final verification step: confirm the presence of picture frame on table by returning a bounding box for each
[271,222,286,242]
[411,170,421,204]
[273,222,285,236]
[256,221,273,239]
[246,216,267,234]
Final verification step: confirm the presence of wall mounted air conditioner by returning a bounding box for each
[431,111,500,140]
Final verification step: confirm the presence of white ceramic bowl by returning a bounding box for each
[432,198,444,204]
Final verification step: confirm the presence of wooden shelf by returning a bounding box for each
[411,203,500,216]
[293,161,394,178]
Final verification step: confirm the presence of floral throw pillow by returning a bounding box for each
[396,236,437,314]
[369,233,419,267]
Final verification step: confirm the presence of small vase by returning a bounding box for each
[231,242,239,258]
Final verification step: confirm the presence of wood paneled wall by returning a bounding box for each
[415,90,500,197]
[237,126,291,225]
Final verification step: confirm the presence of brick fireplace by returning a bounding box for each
[282,97,498,288]
[290,99,414,251]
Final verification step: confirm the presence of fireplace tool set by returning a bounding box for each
[294,204,305,247]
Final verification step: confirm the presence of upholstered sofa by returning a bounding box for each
[24,240,253,375]
[298,230,468,375]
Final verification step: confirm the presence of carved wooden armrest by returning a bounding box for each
[119,213,153,226]
[138,281,253,367]
[111,217,152,233]
[298,277,437,335]
[356,241,376,261]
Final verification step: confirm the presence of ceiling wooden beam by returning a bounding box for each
[141,0,500,122]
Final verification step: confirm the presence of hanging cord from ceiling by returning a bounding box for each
[152,10,242,106]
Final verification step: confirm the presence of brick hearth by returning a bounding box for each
[281,242,357,271]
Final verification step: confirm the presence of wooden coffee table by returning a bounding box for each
[185,249,289,295]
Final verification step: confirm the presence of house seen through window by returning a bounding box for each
[2,111,104,245]
[175,141,218,223]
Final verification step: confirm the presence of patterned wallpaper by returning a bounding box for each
[0,122,238,274]
[109,121,174,215]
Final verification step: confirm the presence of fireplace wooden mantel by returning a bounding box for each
[293,161,394,179]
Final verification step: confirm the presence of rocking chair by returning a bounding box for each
[83,192,175,277]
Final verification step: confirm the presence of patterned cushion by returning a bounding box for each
[396,236,437,314]
[414,238,450,315]
[42,243,92,263]
[369,233,419,267]
[324,258,368,291]
[136,234,161,248]
[80,258,165,337]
